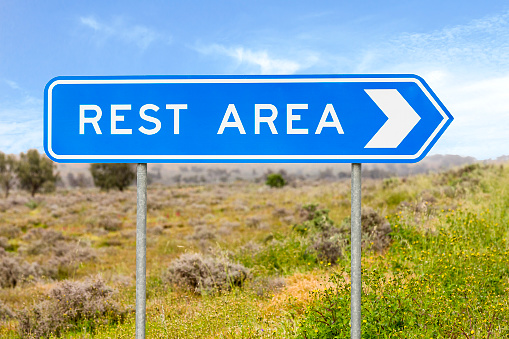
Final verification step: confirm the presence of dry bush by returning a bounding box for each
[221,221,241,229]
[272,207,290,218]
[0,225,22,238]
[187,225,216,241]
[0,300,14,320]
[0,236,10,250]
[230,199,249,212]
[19,228,95,280]
[120,229,136,239]
[148,225,163,235]
[148,199,166,211]
[251,276,286,298]
[361,207,392,252]
[187,217,207,227]
[18,277,130,338]
[97,214,122,232]
[43,242,96,279]
[189,203,209,211]
[237,241,261,258]
[312,227,344,265]
[164,253,249,294]
[245,215,263,228]
[294,204,347,265]
[0,248,42,288]
[281,215,295,224]
[0,200,8,213]
[218,220,241,235]
[4,197,30,209]
[85,213,123,232]
[21,229,65,255]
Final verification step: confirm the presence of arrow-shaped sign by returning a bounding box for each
[364,89,421,148]
[44,75,453,163]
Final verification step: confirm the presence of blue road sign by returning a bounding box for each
[44,75,452,163]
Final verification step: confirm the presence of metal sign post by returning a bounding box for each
[136,163,147,339]
[350,163,362,339]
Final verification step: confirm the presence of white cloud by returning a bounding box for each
[0,95,43,155]
[427,73,509,159]
[350,11,509,159]
[0,120,42,155]
[80,16,101,31]
[359,11,509,75]
[196,44,318,74]
[79,16,169,50]
[4,79,20,90]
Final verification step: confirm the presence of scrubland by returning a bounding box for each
[0,163,508,338]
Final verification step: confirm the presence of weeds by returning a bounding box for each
[0,249,41,288]
[0,300,14,320]
[297,198,509,338]
[17,277,130,338]
[164,253,250,294]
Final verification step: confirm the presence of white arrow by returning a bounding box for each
[364,89,421,148]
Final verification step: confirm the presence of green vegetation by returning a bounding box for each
[16,149,58,197]
[265,173,286,188]
[0,162,508,338]
[299,208,509,337]
[89,163,136,191]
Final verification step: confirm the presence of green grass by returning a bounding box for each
[297,164,509,338]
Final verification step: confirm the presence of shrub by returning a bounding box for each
[18,277,130,338]
[361,207,392,252]
[336,208,392,252]
[164,253,249,294]
[0,225,21,238]
[20,228,95,279]
[272,207,289,217]
[24,200,39,210]
[0,249,42,288]
[0,300,14,320]
[265,173,286,188]
[251,276,286,298]
[90,163,136,191]
[22,228,65,255]
[245,215,262,228]
[98,214,123,232]
[297,203,321,222]
[188,225,216,241]
[43,242,96,279]
[311,227,344,265]
[85,214,123,232]
[148,225,164,235]
[293,205,347,265]
[16,149,58,197]
[0,236,10,250]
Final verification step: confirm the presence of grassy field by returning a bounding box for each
[0,162,508,338]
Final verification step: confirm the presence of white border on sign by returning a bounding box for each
[46,78,450,161]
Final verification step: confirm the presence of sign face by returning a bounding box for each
[44,75,453,163]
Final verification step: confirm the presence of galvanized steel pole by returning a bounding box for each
[136,163,147,339]
[351,163,362,339]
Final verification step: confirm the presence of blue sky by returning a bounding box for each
[1,0,509,159]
